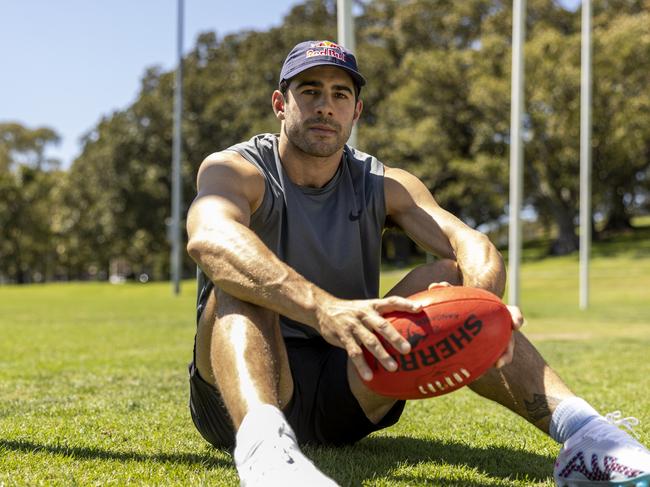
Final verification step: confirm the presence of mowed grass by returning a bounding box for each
[1,234,649,486]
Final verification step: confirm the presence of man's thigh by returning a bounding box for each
[194,287,293,403]
[190,287,293,447]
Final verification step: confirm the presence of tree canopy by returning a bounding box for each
[1,0,648,283]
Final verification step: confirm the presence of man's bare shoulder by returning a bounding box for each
[195,150,265,210]
[198,150,264,182]
[383,165,434,215]
[383,165,413,185]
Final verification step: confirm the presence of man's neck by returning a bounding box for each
[277,134,344,189]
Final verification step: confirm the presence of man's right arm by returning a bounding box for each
[186,152,419,380]
[186,151,324,325]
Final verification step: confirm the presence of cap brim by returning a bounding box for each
[282,60,366,88]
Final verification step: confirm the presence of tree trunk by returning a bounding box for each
[602,193,633,233]
[550,208,579,255]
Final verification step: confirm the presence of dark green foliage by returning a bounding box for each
[1,0,649,281]
[0,123,63,283]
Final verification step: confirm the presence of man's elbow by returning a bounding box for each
[186,236,214,265]
[488,243,507,298]
[473,233,507,297]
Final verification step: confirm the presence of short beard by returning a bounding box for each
[284,116,352,157]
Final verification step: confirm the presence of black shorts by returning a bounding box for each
[189,336,405,449]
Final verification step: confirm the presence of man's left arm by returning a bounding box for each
[384,166,506,297]
[385,166,522,367]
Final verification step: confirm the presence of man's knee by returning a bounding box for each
[346,360,399,424]
[195,288,280,386]
[214,288,277,326]
[413,259,462,285]
[387,259,462,297]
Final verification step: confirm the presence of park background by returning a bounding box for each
[1,0,649,485]
[2,0,649,282]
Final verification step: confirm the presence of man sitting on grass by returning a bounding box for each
[186,39,650,486]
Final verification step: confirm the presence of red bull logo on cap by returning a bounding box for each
[313,41,342,49]
[306,40,346,62]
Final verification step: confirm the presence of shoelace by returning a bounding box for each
[605,411,641,440]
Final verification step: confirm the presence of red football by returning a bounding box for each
[363,286,512,399]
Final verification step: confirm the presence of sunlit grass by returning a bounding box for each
[1,232,648,485]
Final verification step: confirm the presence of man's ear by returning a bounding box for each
[353,99,363,123]
[272,90,285,121]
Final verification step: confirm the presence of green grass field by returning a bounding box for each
[1,232,649,486]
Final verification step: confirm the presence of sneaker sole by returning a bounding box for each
[555,472,650,487]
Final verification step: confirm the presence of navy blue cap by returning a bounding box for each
[279,40,366,90]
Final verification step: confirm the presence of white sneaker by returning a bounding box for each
[234,408,339,487]
[554,412,650,486]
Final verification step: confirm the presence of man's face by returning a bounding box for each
[280,65,362,158]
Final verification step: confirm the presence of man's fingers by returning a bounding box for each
[363,315,410,354]
[427,281,451,290]
[374,296,423,314]
[356,325,399,371]
[506,305,525,330]
[343,321,402,378]
[495,305,523,367]
[343,336,374,381]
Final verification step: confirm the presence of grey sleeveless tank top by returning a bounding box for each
[196,133,386,339]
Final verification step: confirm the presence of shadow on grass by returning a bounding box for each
[0,438,231,469]
[2,435,555,485]
[309,435,555,486]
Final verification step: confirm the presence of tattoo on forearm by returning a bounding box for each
[524,394,562,423]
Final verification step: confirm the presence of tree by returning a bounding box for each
[60,0,339,280]
[4,0,648,280]
[591,10,650,231]
[0,123,62,283]
[359,1,648,253]
[356,0,520,227]
[0,122,60,171]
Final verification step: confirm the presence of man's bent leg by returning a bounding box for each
[348,259,462,424]
[193,288,337,486]
[347,259,650,484]
[195,287,293,428]
[468,331,574,432]
[468,326,650,485]
[346,258,576,432]
[385,261,650,485]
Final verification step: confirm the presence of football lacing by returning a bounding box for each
[418,368,472,395]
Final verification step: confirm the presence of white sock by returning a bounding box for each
[234,404,293,466]
[549,397,600,444]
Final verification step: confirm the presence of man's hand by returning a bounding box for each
[315,296,423,381]
[494,305,524,368]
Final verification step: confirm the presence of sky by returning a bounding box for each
[1,0,302,167]
[1,0,582,168]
